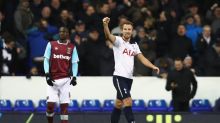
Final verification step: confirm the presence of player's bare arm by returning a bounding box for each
[103,17,116,43]
[137,53,160,74]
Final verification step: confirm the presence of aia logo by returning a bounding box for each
[123,48,135,56]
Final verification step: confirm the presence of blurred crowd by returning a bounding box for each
[0,0,220,77]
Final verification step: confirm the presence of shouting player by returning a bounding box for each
[43,26,79,123]
[103,17,160,123]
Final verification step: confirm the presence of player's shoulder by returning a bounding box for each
[115,36,122,41]
[67,40,76,47]
[115,36,138,44]
[130,41,138,45]
[49,40,58,45]
[130,40,139,49]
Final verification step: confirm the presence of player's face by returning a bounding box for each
[59,27,68,40]
[174,60,183,71]
[122,24,133,40]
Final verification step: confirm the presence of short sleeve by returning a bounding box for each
[134,42,141,55]
[113,36,123,47]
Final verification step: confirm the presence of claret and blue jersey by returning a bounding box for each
[44,40,79,80]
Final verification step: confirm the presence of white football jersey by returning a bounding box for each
[113,36,141,79]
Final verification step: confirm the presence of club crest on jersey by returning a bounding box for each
[55,47,58,50]
[66,47,71,54]
[123,48,135,56]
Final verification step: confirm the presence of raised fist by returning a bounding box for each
[103,17,110,25]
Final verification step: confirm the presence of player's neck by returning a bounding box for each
[59,39,67,43]
[122,36,130,42]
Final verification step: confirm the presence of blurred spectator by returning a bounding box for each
[159,0,181,17]
[183,55,196,74]
[1,0,19,36]
[70,20,87,45]
[194,14,203,26]
[186,2,200,16]
[50,0,62,26]
[111,15,128,36]
[14,0,33,47]
[168,8,180,37]
[61,0,81,14]
[203,41,220,76]
[97,2,111,19]
[155,11,171,57]
[0,11,6,33]
[70,20,88,75]
[121,0,154,25]
[41,6,53,25]
[184,13,202,48]
[195,25,216,76]
[78,5,98,30]
[153,56,173,79]
[0,33,18,75]
[81,28,102,76]
[107,0,120,27]
[13,0,33,76]
[100,40,114,76]
[134,37,156,76]
[143,17,156,34]
[206,3,220,34]
[170,24,194,60]
[96,2,111,31]
[27,19,58,75]
[57,9,75,31]
[30,0,45,23]
[134,26,147,44]
[81,0,90,11]
[196,25,215,56]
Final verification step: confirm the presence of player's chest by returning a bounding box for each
[120,43,136,56]
[52,45,72,55]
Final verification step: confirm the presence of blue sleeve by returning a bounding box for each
[43,43,51,73]
[72,62,78,77]
[44,58,50,73]
[44,43,51,59]
[72,47,79,63]
[72,47,79,76]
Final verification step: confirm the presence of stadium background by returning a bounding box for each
[1,0,220,123]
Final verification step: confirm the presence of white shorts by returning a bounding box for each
[47,77,71,104]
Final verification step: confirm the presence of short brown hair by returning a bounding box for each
[120,20,134,29]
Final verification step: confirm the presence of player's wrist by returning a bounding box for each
[151,66,156,70]
[45,73,50,76]
[72,77,76,80]
[103,23,109,27]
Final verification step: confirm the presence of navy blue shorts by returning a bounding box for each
[113,76,133,100]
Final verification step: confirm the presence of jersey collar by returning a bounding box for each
[57,40,70,45]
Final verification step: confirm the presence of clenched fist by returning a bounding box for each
[103,17,110,25]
